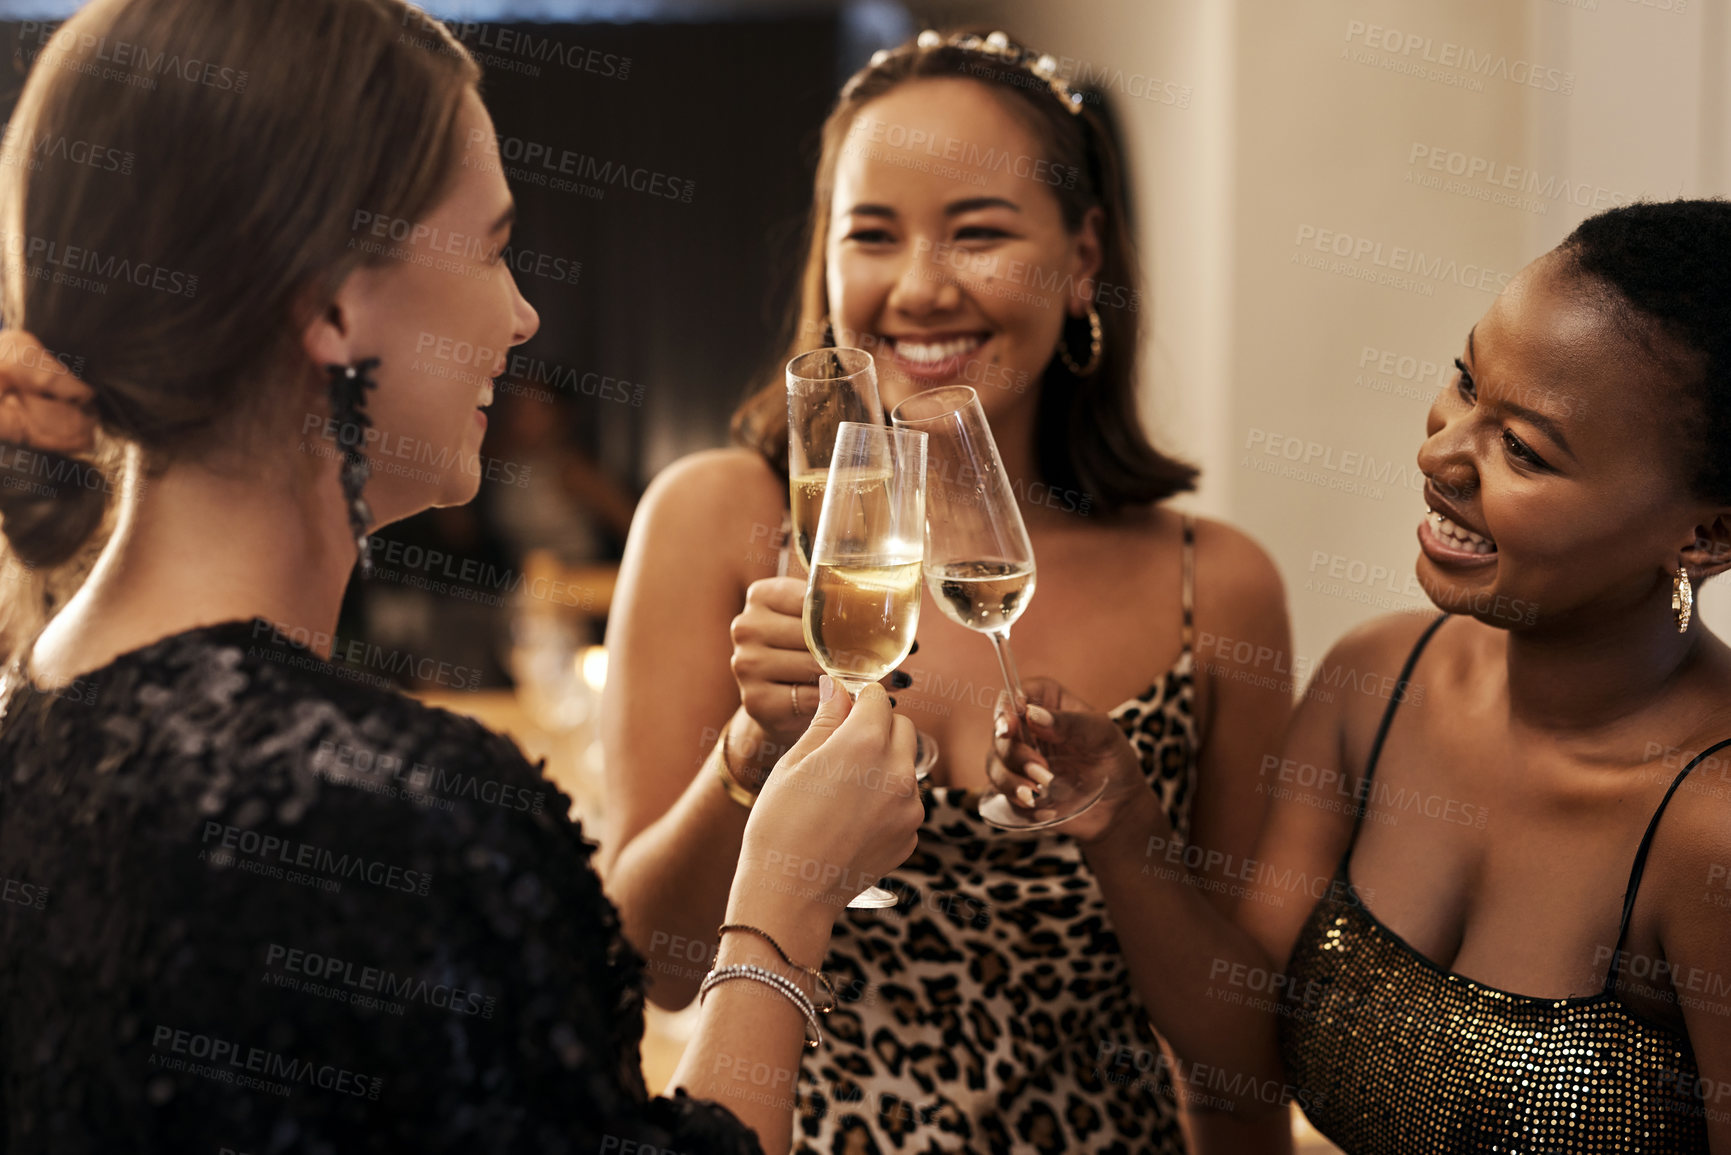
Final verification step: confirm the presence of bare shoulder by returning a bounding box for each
[1625,650,1731,1033]
[1316,610,1460,762]
[1649,737,1731,977]
[1318,611,1449,682]
[1082,506,1283,599]
[615,447,788,614]
[1650,700,1731,881]
[639,447,782,519]
[632,448,784,548]
[1187,515,1286,615]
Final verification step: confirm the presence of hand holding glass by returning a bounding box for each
[892,385,1108,830]
[787,346,938,777]
[801,421,926,908]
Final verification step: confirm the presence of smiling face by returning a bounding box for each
[1415,250,1707,629]
[331,89,540,521]
[825,77,1100,424]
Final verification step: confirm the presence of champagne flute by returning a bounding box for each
[891,385,1107,830]
[786,348,885,575]
[787,348,938,777]
[802,421,927,908]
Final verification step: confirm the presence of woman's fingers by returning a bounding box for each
[834,684,913,781]
[988,678,1140,824]
[731,606,809,653]
[1020,674,1092,715]
[730,578,828,744]
[992,690,1060,748]
[765,683,922,895]
[986,728,1052,809]
[735,649,825,685]
[988,695,1056,809]
[733,577,812,650]
[888,713,917,787]
[744,575,807,616]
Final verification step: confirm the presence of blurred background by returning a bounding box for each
[7,0,1720,685]
[3,0,1722,1147]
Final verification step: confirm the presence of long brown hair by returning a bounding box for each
[731,30,1197,513]
[0,0,479,662]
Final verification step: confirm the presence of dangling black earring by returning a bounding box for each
[325,357,380,579]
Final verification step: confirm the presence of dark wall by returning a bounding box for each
[0,12,849,684]
[0,12,843,505]
[468,16,844,489]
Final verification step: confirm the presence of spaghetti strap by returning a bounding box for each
[1179,513,1195,654]
[1605,736,1731,989]
[1339,612,1450,865]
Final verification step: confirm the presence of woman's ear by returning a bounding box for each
[298,276,358,371]
[1069,205,1105,318]
[1683,512,1731,582]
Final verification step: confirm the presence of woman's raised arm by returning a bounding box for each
[599,449,817,1008]
[990,616,1431,1126]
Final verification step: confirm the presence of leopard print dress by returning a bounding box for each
[795,517,1198,1155]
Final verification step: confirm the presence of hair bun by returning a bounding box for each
[0,453,108,569]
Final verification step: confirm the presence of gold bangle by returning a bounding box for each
[712,735,758,810]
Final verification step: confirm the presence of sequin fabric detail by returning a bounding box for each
[1278,613,1709,1154]
[0,619,761,1155]
[1281,882,1705,1153]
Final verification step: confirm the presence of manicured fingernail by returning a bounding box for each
[818,675,835,703]
[1016,785,1037,807]
[1027,704,1054,728]
[1027,763,1053,787]
[994,714,1011,739]
[890,670,912,689]
[888,696,898,707]
[909,640,920,654]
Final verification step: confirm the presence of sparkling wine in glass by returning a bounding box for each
[892,385,1107,830]
[786,348,885,574]
[802,421,926,908]
[785,347,939,778]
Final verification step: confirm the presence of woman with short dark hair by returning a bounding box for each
[992,200,1731,1154]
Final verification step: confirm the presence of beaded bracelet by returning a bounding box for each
[699,963,822,1049]
[718,923,837,1012]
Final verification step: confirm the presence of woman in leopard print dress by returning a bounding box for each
[602,29,1293,1154]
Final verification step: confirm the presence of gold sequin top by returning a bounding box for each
[1280,614,1716,1153]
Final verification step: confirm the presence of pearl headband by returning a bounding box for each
[859,29,1087,117]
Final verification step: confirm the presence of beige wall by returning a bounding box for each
[978,0,1729,674]
[984,0,1238,533]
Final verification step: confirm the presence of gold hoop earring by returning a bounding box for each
[1057,306,1103,377]
[1674,565,1694,633]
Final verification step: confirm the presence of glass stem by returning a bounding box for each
[986,629,1041,756]
[986,628,1025,708]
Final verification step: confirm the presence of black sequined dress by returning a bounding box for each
[0,618,761,1154]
